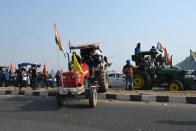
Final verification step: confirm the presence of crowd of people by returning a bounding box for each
[0,43,166,91]
[0,65,61,90]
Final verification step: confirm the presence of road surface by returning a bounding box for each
[0,95,196,131]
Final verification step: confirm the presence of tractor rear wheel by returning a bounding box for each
[168,80,184,91]
[133,74,145,89]
[98,69,109,93]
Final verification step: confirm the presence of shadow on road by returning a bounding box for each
[2,96,60,112]
[157,120,196,126]
[1,96,93,112]
[63,104,92,109]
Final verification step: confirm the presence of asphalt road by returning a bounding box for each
[0,95,196,131]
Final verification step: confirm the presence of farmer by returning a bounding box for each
[122,59,133,90]
[31,65,38,90]
[135,43,141,55]
[55,70,61,87]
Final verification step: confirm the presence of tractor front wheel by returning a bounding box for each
[98,69,109,93]
[89,88,97,108]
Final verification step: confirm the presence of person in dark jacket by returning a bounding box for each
[135,43,141,55]
[55,70,61,87]
[31,66,38,90]
[16,68,23,89]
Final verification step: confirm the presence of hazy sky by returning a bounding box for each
[0,0,196,72]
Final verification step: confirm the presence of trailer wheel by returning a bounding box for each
[168,80,184,91]
[133,74,145,89]
[56,93,64,106]
[89,88,97,108]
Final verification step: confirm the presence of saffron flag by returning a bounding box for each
[190,49,196,60]
[164,48,172,65]
[73,53,83,74]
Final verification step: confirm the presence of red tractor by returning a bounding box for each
[56,43,109,108]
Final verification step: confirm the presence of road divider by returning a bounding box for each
[0,89,196,104]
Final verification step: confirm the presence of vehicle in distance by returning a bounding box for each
[108,72,126,87]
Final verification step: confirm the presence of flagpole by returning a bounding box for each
[55,40,64,88]
[53,24,61,70]
[63,51,67,60]
[56,41,62,70]
[68,40,71,71]
[54,23,64,87]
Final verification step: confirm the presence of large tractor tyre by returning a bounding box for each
[98,69,109,93]
[89,88,97,108]
[144,74,152,90]
[133,74,145,90]
[168,80,184,91]
[56,93,65,106]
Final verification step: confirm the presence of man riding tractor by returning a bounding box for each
[70,43,110,93]
[56,43,110,108]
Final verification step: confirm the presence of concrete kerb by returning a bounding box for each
[11,90,19,95]
[0,90,6,95]
[142,95,156,102]
[0,90,196,104]
[169,96,186,103]
[116,94,130,101]
[98,93,196,104]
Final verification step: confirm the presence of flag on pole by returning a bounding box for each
[157,42,164,52]
[157,42,172,65]
[190,49,196,60]
[73,52,83,74]
[54,24,64,52]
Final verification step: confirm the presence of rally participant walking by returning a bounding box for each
[123,60,134,90]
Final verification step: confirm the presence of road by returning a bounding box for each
[0,95,196,131]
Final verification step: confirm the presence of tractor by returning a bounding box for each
[56,43,109,108]
[132,49,193,91]
[69,43,109,93]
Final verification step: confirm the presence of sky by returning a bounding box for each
[0,0,196,72]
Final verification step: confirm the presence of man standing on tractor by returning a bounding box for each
[88,48,103,78]
[135,43,141,55]
[123,59,133,90]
